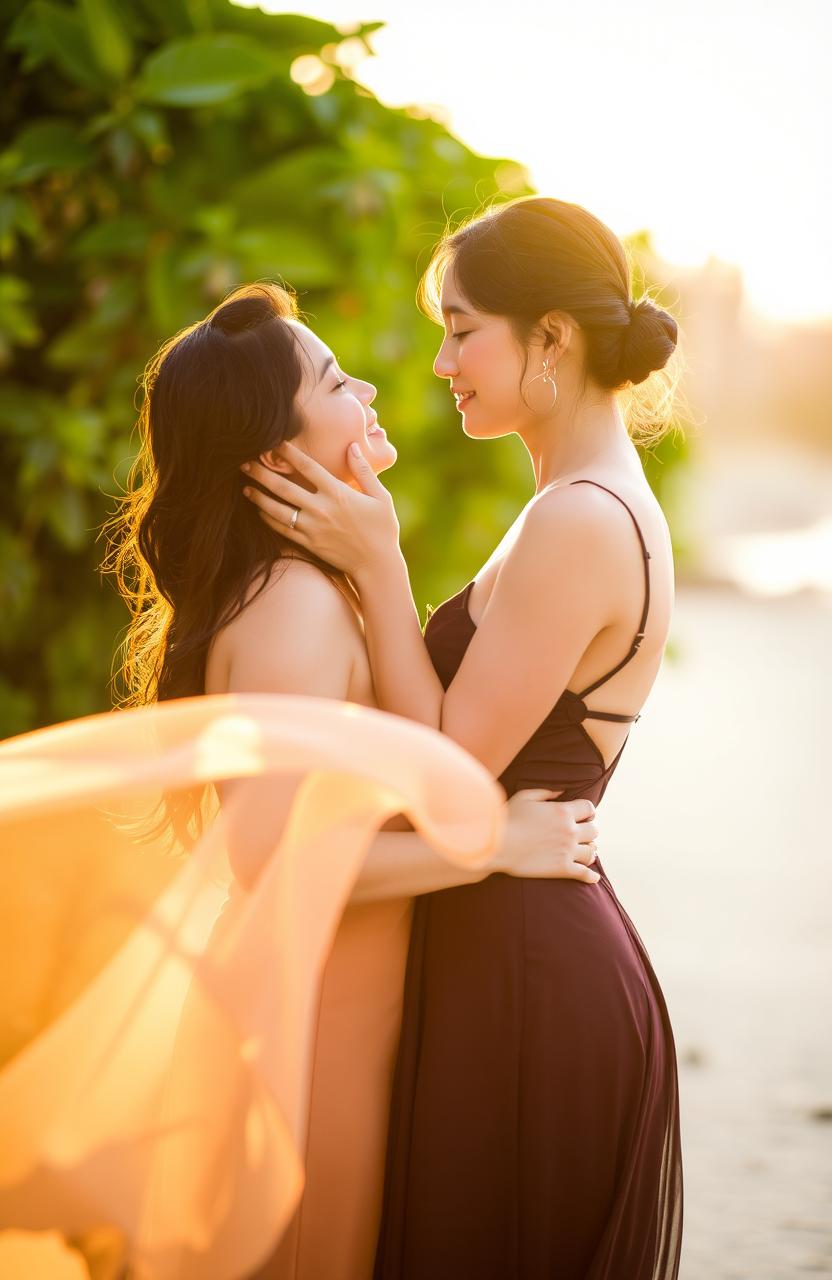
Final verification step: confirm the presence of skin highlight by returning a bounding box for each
[265,322,398,488]
[437,266,646,492]
[209,315,601,893]
[238,283,674,784]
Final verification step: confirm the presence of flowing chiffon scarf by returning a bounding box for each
[0,694,504,1280]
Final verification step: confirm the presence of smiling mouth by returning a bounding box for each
[453,391,476,408]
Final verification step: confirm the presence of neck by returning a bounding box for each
[518,387,638,492]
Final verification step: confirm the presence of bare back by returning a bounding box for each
[465,471,674,773]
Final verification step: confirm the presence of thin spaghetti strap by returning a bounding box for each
[568,479,652,700]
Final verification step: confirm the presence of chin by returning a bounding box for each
[459,402,505,441]
[462,420,509,441]
[369,442,397,473]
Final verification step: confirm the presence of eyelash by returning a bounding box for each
[333,378,347,389]
[452,331,472,341]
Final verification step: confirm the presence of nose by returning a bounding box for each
[433,335,458,379]
[357,378,377,403]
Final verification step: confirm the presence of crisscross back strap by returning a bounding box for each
[569,479,652,700]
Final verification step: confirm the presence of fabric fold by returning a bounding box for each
[0,693,504,1280]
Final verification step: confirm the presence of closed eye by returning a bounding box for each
[333,378,347,390]
[452,331,472,341]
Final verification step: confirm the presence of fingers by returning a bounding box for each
[576,819,599,844]
[347,442,388,496]
[566,798,596,823]
[574,842,598,866]
[243,485,309,543]
[574,864,601,885]
[242,460,311,509]
[278,440,335,490]
[514,788,564,801]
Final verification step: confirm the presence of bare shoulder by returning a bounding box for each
[242,557,357,626]
[498,477,669,624]
[525,474,669,552]
[218,558,360,698]
[518,479,632,559]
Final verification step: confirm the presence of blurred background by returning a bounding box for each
[1,0,829,1275]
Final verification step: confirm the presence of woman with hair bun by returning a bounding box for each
[107,278,603,1279]
[244,196,684,1278]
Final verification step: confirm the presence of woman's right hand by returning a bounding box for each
[494,789,601,884]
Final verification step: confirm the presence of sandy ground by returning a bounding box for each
[599,583,832,1278]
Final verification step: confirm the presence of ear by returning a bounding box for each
[539,310,573,355]
[259,447,294,474]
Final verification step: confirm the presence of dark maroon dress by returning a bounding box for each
[373,481,683,1280]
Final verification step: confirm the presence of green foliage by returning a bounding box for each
[0,0,689,737]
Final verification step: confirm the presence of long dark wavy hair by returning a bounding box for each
[419,195,682,443]
[102,282,351,840]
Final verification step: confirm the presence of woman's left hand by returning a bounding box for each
[241,440,400,576]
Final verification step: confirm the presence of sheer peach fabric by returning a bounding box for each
[0,694,503,1280]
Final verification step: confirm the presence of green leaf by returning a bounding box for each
[137,34,283,106]
[0,275,40,346]
[44,602,113,722]
[232,147,349,217]
[5,3,50,73]
[203,3,341,54]
[0,0,694,739]
[46,280,138,370]
[230,224,340,287]
[17,435,60,494]
[0,677,36,739]
[0,384,54,440]
[0,194,40,256]
[127,107,171,161]
[144,238,206,332]
[0,528,38,649]
[79,0,134,81]
[1,120,96,185]
[8,1,109,91]
[44,484,88,551]
[52,407,107,484]
[106,127,139,175]
[130,0,201,40]
[72,214,150,259]
[189,204,234,240]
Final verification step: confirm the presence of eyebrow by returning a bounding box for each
[316,354,336,382]
[441,304,470,317]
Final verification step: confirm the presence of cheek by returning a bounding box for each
[325,393,365,439]
[298,399,364,471]
[468,335,521,405]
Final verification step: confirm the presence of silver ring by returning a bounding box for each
[288,506,300,530]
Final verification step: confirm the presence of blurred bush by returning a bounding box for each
[0,0,688,737]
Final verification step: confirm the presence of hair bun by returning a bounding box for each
[619,298,678,386]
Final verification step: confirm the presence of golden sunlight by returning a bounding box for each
[243,0,831,327]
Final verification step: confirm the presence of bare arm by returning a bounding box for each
[345,491,619,778]
[240,448,623,779]
[350,829,492,903]
[348,491,614,779]
[218,560,599,897]
[218,768,498,901]
[354,546,445,728]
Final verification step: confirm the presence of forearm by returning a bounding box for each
[350,826,496,904]
[354,549,444,728]
[222,779,503,901]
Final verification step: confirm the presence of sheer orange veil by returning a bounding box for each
[0,693,503,1279]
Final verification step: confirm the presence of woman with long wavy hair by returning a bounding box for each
[241,196,685,1279]
[104,280,603,1279]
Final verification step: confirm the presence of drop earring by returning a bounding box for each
[528,356,558,412]
[542,358,558,409]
